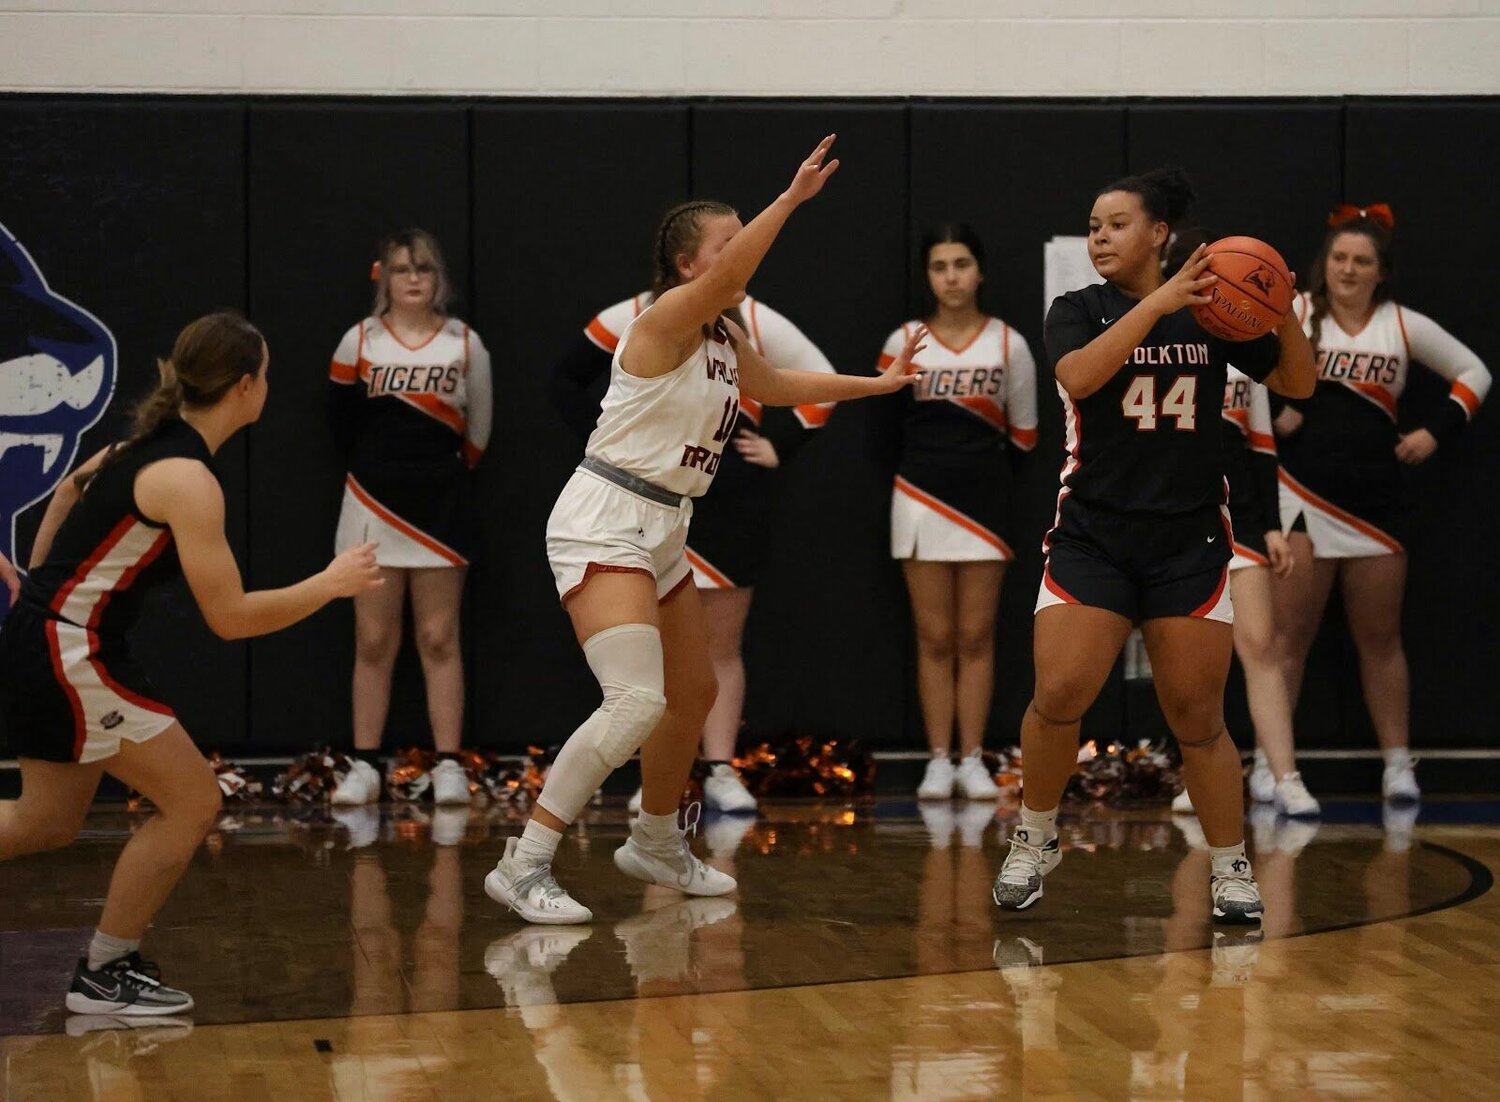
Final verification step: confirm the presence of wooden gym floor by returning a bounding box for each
[0,797,1495,1100]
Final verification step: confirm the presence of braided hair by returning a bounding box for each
[648,200,746,335]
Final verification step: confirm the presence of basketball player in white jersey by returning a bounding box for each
[551,209,839,816]
[326,230,493,811]
[485,135,928,924]
[1272,207,1490,802]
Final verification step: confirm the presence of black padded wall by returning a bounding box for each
[1347,100,1500,747]
[909,103,1129,744]
[692,103,912,742]
[469,103,691,744]
[3,95,1497,757]
[245,103,470,748]
[0,98,248,749]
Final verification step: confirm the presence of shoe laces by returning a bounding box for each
[999,833,1051,886]
[510,863,574,912]
[1213,871,1260,906]
[104,955,162,990]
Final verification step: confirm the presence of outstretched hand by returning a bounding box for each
[874,325,928,393]
[324,542,384,598]
[1150,243,1217,315]
[782,134,841,206]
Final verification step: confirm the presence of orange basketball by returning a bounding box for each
[1190,236,1294,342]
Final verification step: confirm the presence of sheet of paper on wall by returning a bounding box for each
[1043,236,1101,324]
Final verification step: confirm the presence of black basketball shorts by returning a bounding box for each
[1036,497,1234,624]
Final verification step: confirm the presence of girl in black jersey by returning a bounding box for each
[991,170,1315,924]
[0,313,380,1016]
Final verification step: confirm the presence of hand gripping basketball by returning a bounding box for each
[782,134,841,205]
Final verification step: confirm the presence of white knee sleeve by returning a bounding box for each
[536,624,666,825]
[583,623,667,768]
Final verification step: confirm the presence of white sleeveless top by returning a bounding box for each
[584,307,741,498]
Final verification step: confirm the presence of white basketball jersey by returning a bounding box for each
[584,308,741,497]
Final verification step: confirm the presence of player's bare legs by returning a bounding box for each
[993,605,1129,911]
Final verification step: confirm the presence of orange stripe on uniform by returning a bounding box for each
[400,392,466,434]
[795,402,833,428]
[1248,430,1277,454]
[585,318,620,353]
[1278,468,1403,554]
[462,440,483,468]
[1010,425,1038,451]
[330,359,357,384]
[347,476,467,566]
[685,548,734,589]
[1451,381,1481,418]
[894,476,1013,558]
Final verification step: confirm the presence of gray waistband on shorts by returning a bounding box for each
[578,456,684,508]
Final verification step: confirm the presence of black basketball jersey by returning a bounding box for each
[1043,282,1280,516]
[20,419,214,638]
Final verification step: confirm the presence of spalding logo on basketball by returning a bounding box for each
[1191,236,1294,343]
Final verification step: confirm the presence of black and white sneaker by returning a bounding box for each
[992,828,1062,911]
[65,954,195,1016]
[1210,865,1265,925]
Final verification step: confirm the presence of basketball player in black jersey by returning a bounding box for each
[991,170,1316,924]
[0,313,381,1016]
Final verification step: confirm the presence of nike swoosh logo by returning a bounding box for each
[80,976,122,1000]
[1206,536,1217,543]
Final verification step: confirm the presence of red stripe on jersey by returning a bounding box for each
[44,619,88,760]
[1278,468,1404,553]
[1451,380,1481,418]
[685,547,734,589]
[84,526,175,716]
[1009,425,1038,451]
[329,359,357,384]
[462,440,483,468]
[49,516,136,619]
[1190,566,1230,618]
[585,317,620,353]
[1041,563,1080,605]
[894,476,1013,557]
[739,396,764,425]
[347,476,468,566]
[1247,431,1277,455]
[1232,541,1270,567]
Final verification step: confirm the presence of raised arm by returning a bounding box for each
[137,459,381,640]
[626,135,841,378]
[28,446,111,568]
[733,320,926,407]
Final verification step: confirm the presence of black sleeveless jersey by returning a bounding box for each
[20,419,214,638]
[1043,282,1281,517]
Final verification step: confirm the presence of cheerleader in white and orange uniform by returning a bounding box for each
[882,224,1038,803]
[327,230,493,811]
[1273,206,1490,802]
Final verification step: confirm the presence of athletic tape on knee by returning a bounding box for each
[583,623,667,769]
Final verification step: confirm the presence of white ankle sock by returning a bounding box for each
[1019,804,1058,840]
[634,809,679,847]
[88,931,140,971]
[1209,842,1251,878]
[1384,747,1413,769]
[515,820,562,868]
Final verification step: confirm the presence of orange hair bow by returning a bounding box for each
[1328,202,1394,229]
[369,260,383,281]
